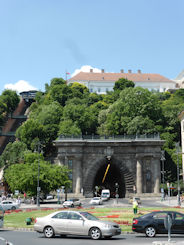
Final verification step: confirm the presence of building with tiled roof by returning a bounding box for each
[173,69,184,89]
[68,69,176,94]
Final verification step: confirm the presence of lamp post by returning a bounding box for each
[161,150,166,186]
[35,142,43,207]
[115,182,119,204]
[175,142,181,206]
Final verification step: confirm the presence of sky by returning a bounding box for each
[0,0,184,94]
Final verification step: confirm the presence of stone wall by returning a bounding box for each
[54,137,164,197]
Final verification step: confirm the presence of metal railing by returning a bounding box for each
[58,133,161,141]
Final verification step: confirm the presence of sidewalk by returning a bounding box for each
[156,196,184,207]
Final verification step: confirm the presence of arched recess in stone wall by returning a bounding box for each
[83,156,135,198]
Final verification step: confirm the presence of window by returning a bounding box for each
[97,88,101,93]
[174,213,184,220]
[68,160,72,168]
[153,212,167,219]
[68,212,82,220]
[52,212,68,219]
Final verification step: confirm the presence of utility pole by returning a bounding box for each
[175,142,181,206]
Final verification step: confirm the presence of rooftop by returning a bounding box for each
[69,71,175,83]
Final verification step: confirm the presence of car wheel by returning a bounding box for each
[11,206,16,210]
[145,226,156,237]
[90,227,102,240]
[44,226,55,238]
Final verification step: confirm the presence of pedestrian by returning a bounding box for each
[133,198,138,214]
[31,196,34,205]
[23,192,26,202]
[17,196,21,205]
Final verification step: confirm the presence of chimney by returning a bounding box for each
[101,69,105,73]
[90,69,93,73]
[128,69,132,73]
[137,69,141,74]
[120,69,124,73]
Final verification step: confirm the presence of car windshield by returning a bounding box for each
[93,197,100,200]
[80,212,99,220]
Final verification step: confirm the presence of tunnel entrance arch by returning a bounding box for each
[54,135,164,197]
[83,156,135,198]
[93,160,125,198]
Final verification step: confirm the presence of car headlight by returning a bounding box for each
[102,224,113,229]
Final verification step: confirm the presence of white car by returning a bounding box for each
[90,197,103,205]
[0,200,20,210]
[46,194,54,200]
[63,198,81,208]
[34,210,121,239]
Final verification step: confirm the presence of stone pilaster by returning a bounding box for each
[136,158,143,194]
[73,156,82,194]
[152,157,160,194]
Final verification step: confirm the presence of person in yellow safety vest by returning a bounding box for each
[133,199,138,214]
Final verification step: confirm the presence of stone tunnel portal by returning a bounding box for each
[93,160,125,198]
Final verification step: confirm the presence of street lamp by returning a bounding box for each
[115,182,119,204]
[161,150,166,186]
[176,142,181,206]
[35,142,43,207]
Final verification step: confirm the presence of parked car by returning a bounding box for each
[34,210,121,239]
[63,198,81,208]
[132,211,184,237]
[0,200,20,210]
[90,197,103,205]
[128,197,141,204]
[46,194,55,200]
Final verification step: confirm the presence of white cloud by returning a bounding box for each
[4,80,37,94]
[71,65,101,77]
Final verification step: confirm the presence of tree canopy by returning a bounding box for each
[4,152,71,196]
[1,77,183,186]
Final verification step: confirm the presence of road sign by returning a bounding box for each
[15,190,19,195]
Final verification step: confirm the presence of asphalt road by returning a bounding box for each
[1,231,184,245]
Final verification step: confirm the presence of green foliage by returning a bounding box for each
[58,120,81,136]
[0,97,7,125]
[4,152,71,196]
[0,89,19,126]
[1,90,20,114]
[161,89,184,143]
[69,82,89,99]
[113,77,135,91]
[0,141,28,167]
[98,87,163,135]
[2,77,184,185]
[15,119,45,150]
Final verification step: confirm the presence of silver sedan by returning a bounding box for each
[34,210,121,240]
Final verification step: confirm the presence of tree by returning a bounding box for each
[58,120,81,136]
[0,97,7,126]
[161,89,184,143]
[15,119,45,151]
[98,87,163,135]
[4,152,71,196]
[0,141,28,168]
[1,89,20,114]
[69,82,89,99]
[113,78,135,91]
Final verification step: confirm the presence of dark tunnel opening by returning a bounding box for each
[93,162,125,198]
